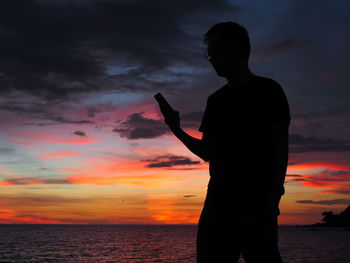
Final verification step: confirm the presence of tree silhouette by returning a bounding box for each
[319,205,350,227]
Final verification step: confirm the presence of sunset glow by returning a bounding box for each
[1,0,349,226]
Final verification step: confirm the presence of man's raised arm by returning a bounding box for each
[163,110,209,162]
[154,93,209,162]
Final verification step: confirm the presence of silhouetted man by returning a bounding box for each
[160,22,290,263]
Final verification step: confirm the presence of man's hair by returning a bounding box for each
[204,21,251,61]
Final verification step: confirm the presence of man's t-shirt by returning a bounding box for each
[198,75,291,204]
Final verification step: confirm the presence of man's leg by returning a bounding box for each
[196,201,241,263]
[241,211,283,263]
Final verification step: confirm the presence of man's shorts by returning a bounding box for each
[196,197,283,263]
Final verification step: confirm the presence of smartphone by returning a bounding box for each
[154,93,175,116]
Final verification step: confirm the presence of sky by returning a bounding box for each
[1,0,350,225]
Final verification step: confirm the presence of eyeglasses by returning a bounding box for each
[204,52,211,60]
[204,48,227,61]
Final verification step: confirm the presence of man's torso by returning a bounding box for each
[199,75,291,203]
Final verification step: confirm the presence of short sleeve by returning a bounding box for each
[265,80,291,125]
[198,97,211,132]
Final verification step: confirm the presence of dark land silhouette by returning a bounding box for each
[155,21,290,263]
[301,205,350,228]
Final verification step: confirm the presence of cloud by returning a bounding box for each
[9,131,99,145]
[147,196,202,224]
[0,193,153,224]
[67,174,173,186]
[0,194,91,206]
[113,112,169,139]
[181,111,204,122]
[0,100,96,127]
[0,101,46,114]
[296,199,350,205]
[86,102,119,118]
[289,133,350,153]
[255,38,311,60]
[71,130,86,136]
[141,154,201,168]
[289,168,350,195]
[180,111,205,128]
[286,174,304,182]
[0,0,237,103]
[38,152,77,159]
[0,176,71,185]
[45,116,95,125]
[286,174,303,177]
[293,107,348,121]
[0,147,14,154]
[0,207,77,224]
[319,189,350,195]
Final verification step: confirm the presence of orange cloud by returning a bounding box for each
[0,207,78,224]
[146,196,202,224]
[0,170,71,186]
[0,181,14,186]
[67,174,177,187]
[151,211,199,224]
[289,162,350,171]
[288,168,350,195]
[38,152,77,159]
[62,156,192,187]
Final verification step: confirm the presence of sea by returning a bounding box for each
[0,225,349,263]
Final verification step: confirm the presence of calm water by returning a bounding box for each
[0,225,349,263]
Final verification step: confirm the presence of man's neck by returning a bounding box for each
[226,67,255,88]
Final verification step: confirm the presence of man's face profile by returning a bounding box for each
[206,36,244,78]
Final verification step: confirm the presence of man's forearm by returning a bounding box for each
[169,125,209,162]
[272,134,289,195]
[268,124,290,196]
[270,143,289,195]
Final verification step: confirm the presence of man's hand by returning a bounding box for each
[163,110,181,131]
[264,191,283,216]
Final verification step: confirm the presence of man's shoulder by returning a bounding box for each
[207,84,228,101]
[207,76,282,101]
[251,76,285,98]
[255,75,282,88]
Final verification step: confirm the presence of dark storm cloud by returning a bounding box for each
[0,101,47,114]
[0,0,237,103]
[141,154,201,168]
[289,133,350,153]
[113,112,169,139]
[296,199,350,205]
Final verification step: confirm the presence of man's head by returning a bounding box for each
[204,22,251,77]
